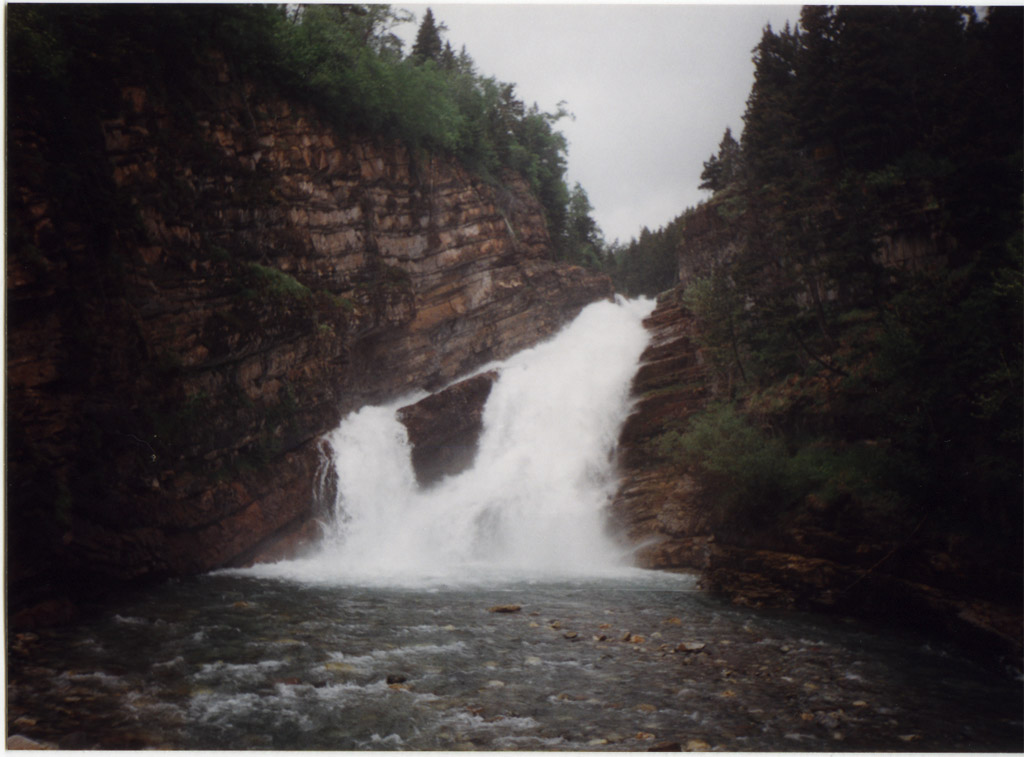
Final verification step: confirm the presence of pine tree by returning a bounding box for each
[699,127,741,192]
[410,7,443,64]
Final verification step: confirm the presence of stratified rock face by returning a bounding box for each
[397,370,499,486]
[6,53,611,612]
[609,289,712,569]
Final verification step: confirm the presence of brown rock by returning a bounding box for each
[676,641,706,653]
[648,741,682,752]
[609,290,713,572]
[10,598,76,631]
[398,370,498,486]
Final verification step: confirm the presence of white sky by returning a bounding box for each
[395,3,802,244]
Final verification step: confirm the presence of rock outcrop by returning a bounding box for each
[6,52,611,618]
[397,370,499,486]
[610,288,713,569]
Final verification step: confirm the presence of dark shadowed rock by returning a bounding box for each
[398,371,498,486]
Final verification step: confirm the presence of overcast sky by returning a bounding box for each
[395,4,801,245]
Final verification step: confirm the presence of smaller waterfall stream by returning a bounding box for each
[251,297,656,585]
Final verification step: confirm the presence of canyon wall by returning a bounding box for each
[7,53,611,620]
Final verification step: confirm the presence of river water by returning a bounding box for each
[7,299,1023,750]
[7,571,1023,750]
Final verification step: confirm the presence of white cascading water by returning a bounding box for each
[248,297,655,585]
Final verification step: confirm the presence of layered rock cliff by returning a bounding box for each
[7,52,611,621]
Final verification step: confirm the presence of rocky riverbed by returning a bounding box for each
[7,570,1022,751]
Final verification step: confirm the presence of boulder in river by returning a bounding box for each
[397,371,499,486]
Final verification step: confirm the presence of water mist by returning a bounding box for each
[250,297,655,585]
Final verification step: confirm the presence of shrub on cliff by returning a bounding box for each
[663,402,899,536]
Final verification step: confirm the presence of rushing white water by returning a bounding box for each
[249,296,655,585]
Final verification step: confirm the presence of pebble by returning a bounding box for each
[488,605,521,613]
[648,741,682,752]
[6,735,56,750]
[563,631,579,640]
[685,738,710,751]
[677,641,706,653]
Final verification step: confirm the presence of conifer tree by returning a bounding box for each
[410,7,443,64]
[699,127,741,192]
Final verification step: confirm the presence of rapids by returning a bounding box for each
[7,572,1022,750]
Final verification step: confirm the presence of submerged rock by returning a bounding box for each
[487,604,522,614]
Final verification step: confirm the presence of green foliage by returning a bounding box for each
[410,7,444,64]
[682,275,747,388]
[674,6,1023,548]
[677,404,791,522]
[665,403,898,531]
[264,5,583,249]
[559,183,607,268]
[610,213,689,297]
[699,127,742,192]
[244,263,312,301]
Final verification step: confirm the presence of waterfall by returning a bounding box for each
[249,297,655,585]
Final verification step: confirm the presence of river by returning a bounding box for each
[7,298,1022,750]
